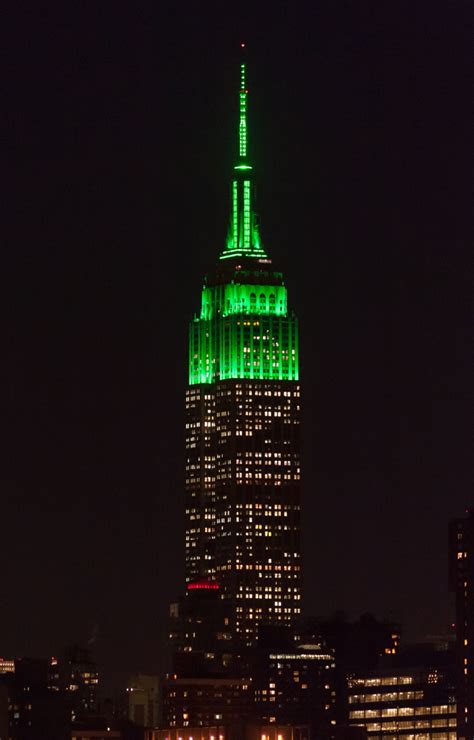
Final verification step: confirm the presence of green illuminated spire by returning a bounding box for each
[221,45,267,261]
[239,61,248,159]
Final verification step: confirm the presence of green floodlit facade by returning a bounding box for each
[185,53,301,645]
[189,61,299,386]
[189,278,299,384]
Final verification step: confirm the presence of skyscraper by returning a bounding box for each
[185,53,301,645]
[449,509,474,740]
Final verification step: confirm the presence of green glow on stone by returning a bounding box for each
[243,180,251,248]
[189,312,299,385]
[200,283,288,320]
[189,279,299,385]
[219,245,267,260]
[232,180,238,249]
[252,218,261,249]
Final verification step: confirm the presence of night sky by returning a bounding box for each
[2,1,472,689]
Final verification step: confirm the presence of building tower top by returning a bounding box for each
[221,46,268,261]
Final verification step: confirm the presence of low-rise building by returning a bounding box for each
[347,665,456,739]
[0,657,69,740]
[145,724,309,740]
[71,718,144,740]
[162,677,253,728]
[127,674,161,728]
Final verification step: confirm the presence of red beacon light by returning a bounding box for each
[187,579,219,591]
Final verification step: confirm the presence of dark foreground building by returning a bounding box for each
[127,674,161,729]
[168,580,234,677]
[57,644,99,722]
[298,614,401,725]
[250,628,336,734]
[449,508,474,740]
[184,55,301,647]
[0,657,69,740]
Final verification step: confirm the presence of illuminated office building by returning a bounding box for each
[185,55,301,645]
[162,676,252,728]
[0,658,15,675]
[347,666,456,740]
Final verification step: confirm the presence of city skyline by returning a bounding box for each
[2,1,471,686]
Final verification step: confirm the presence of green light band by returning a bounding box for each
[232,180,238,249]
[200,283,288,320]
[239,64,247,158]
[220,245,267,260]
[239,106,247,155]
[189,313,299,385]
[243,180,251,248]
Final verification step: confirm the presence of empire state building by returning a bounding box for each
[184,55,301,645]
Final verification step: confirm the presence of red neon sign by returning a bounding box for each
[187,580,219,591]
